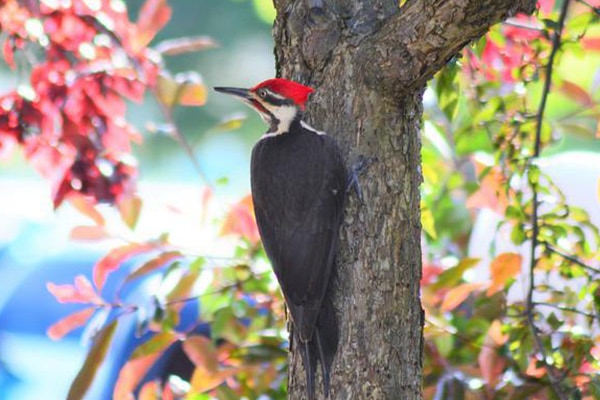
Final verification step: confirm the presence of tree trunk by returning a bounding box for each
[271,1,537,398]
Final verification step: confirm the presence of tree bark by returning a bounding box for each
[271,1,536,398]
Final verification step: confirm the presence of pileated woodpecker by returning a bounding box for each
[214,79,346,399]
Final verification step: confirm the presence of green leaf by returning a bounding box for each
[421,201,437,240]
[132,332,179,359]
[436,64,460,121]
[430,258,480,291]
[67,320,118,400]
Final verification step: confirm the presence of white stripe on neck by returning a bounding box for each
[300,120,326,135]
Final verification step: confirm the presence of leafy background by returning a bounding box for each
[2,0,600,399]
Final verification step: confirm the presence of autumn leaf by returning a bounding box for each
[466,160,510,214]
[440,282,487,312]
[559,80,593,107]
[93,243,155,290]
[47,307,96,340]
[478,320,508,386]
[156,72,207,108]
[133,0,172,52]
[125,251,183,284]
[221,194,260,244]
[183,335,219,373]
[47,275,102,304]
[114,353,161,399]
[67,320,118,400]
[487,252,522,295]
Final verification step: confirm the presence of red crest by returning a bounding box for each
[251,78,314,109]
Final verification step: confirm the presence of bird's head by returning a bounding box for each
[214,78,314,135]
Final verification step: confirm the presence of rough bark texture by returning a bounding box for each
[271,0,536,399]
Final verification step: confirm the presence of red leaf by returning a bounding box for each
[559,80,594,107]
[133,0,172,51]
[114,353,161,399]
[47,275,102,304]
[154,36,217,56]
[221,195,260,244]
[125,251,183,284]
[68,320,118,400]
[47,307,96,340]
[93,243,154,290]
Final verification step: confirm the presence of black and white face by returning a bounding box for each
[214,86,301,135]
[249,88,300,135]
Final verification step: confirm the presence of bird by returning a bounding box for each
[214,78,347,399]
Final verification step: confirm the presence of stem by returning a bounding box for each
[527,1,571,398]
[150,87,211,185]
[544,243,600,275]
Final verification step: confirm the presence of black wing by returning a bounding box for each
[251,128,346,342]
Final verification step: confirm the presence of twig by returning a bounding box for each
[150,87,212,185]
[526,1,571,398]
[534,302,597,320]
[543,243,600,275]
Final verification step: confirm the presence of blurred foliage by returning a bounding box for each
[3,0,600,399]
[422,0,600,398]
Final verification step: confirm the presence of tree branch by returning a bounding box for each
[357,0,537,96]
[526,1,571,399]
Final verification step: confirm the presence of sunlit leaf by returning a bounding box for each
[430,258,480,291]
[212,113,247,132]
[47,307,96,340]
[440,282,486,312]
[93,243,155,290]
[421,201,437,239]
[487,252,522,295]
[183,335,219,373]
[154,36,217,55]
[67,320,117,400]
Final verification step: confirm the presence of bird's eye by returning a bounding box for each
[257,89,267,98]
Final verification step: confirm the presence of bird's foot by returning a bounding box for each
[346,155,377,204]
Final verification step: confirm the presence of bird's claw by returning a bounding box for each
[346,155,377,204]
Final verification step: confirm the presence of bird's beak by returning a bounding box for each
[213,86,251,100]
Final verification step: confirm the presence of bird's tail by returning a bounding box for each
[298,297,339,399]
